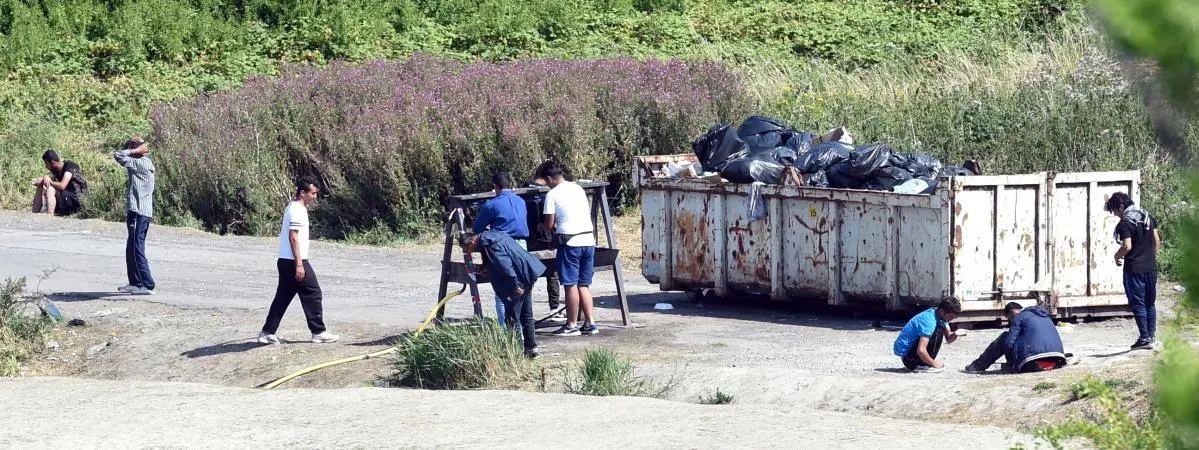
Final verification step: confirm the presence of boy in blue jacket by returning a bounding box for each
[965,302,1066,373]
[460,230,546,357]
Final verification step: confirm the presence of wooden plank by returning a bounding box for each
[599,189,632,326]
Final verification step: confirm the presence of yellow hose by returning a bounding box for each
[258,286,464,390]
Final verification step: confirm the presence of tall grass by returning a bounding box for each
[563,348,673,397]
[386,320,536,390]
[148,56,750,238]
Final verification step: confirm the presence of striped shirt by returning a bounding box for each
[113,150,155,217]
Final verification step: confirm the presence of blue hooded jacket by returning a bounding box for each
[1005,306,1065,370]
[477,230,546,299]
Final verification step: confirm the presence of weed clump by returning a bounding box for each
[386,319,536,390]
[699,388,734,404]
[563,348,673,398]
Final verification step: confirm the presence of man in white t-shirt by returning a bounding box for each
[258,179,339,344]
[536,161,598,336]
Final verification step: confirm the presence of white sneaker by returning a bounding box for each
[913,365,944,373]
[129,286,155,295]
[257,332,281,344]
[311,331,340,343]
[117,285,136,293]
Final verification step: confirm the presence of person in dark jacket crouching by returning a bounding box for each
[965,302,1067,374]
[460,230,546,358]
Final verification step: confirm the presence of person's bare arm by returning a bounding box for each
[915,336,940,368]
[1154,229,1161,254]
[49,171,71,191]
[1115,238,1132,265]
[291,230,305,281]
[944,324,959,343]
[542,214,556,233]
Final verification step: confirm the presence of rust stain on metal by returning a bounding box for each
[672,209,713,282]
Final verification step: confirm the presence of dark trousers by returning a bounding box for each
[125,211,155,290]
[546,270,560,309]
[262,259,326,335]
[503,290,537,352]
[1124,272,1158,341]
[969,331,1013,371]
[902,326,946,370]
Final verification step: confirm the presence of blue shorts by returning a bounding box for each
[557,246,595,287]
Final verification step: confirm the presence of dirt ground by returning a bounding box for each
[0,211,1172,448]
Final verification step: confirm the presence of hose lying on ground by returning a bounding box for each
[257,285,466,390]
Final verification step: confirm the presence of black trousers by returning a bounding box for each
[902,325,946,370]
[262,259,326,335]
[503,290,537,352]
[969,331,1012,371]
[546,270,560,309]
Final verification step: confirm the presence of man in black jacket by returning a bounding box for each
[964,302,1066,374]
[461,230,546,357]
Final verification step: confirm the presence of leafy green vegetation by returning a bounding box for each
[386,319,536,390]
[0,277,55,377]
[3,0,1191,281]
[562,348,673,397]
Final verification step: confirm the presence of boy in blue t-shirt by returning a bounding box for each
[893,297,964,372]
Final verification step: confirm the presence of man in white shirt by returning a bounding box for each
[536,162,599,336]
[258,179,339,344]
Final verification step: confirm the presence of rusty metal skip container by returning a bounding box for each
[635,155,1140,322]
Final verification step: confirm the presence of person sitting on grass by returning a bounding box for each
[460,230,546,358]
[893,296,965,373]
[32,150,88,216]
[964,302,1067,374]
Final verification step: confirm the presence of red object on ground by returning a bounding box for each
[1036,360,1058,371]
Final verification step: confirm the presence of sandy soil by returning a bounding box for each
[0,211,1168,447]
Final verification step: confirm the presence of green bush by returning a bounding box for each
[386,319,536,390]
[0,277,55,377]
[147,56,749,238]
[563,348,673,397]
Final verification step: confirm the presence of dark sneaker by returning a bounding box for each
[525,347,539,359]
[963,364,985,374]
[552,325,581,337]
[1131,339,1153,350]
[581,323,600,335]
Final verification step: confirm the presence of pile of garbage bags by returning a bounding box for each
[691,115,979,195]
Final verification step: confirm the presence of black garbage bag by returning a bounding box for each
[866,166,914,191]
[805,171,829,188]
[826,161,866,189]
[720,157,785,184]
[738,115,789,137]
[692,123,749,173]
[760,146,799,166]
[841,143,893,179]
[738,115,792,152]
[796,141,853,173]
[943,166,976,177]
[891,152,944,180]
[784,131,815,154]
[691,123,728,169]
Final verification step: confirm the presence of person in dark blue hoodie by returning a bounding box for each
[460,230,546,358]
[965,302,1066,374]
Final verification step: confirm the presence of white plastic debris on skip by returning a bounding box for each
[662,161,701,178]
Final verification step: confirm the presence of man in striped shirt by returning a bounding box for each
[114,137,156,296]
